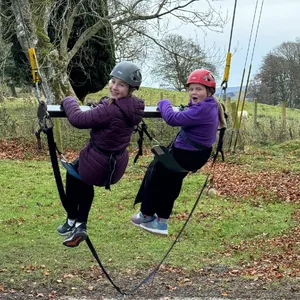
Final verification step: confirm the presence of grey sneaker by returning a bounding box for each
[63,223,87,248]
[57,221,75,236]
[140,219,168,236]
[131,212,156,227]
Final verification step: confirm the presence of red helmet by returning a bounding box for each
[186,69,216,88]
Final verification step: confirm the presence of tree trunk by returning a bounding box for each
[0,78,4,102]
[8,82,17,97]
[11,0,74,104]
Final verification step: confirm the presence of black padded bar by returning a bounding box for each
[47,105,180,118]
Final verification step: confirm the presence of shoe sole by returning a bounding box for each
[140,224,168,236]
[131,220,143,227]
[58,230,73,236]
[63,233,87,247]
[131,218,156,228]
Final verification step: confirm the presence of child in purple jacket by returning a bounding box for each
[132,69,219,235]
[58,61,144,247]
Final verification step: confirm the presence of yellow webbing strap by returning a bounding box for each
[223,52,232,85]
[28,47,40,83]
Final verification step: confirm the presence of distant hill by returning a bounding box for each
[215,86,247,99]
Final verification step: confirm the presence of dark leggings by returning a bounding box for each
[60,172,94,223]
[135,146,212,219]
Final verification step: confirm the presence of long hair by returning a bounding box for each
[108,87,136,104]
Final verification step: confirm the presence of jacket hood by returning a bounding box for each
[114,95,144,126]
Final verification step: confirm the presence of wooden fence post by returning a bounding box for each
[231,102,237,128]
[253,98,257,126]
[282,100,286,133]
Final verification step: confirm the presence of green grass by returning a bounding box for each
[0,152,298,289]
[0,90,300,291]
[225,140,300,173]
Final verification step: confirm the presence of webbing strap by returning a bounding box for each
[179,129,209,151]
[213,128,226,162]
[44,124,213,296]
[134,120,153,163]
[45,127,66,202]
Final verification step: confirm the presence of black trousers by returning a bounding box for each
[61,172,94,223]
[135,146,212,219]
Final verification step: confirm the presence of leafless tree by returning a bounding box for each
[2,0,225,104]
[255,39,300,108]
[152,33,221,90]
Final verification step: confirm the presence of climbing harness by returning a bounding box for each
[133,119,157,163]
[214,103,228,162]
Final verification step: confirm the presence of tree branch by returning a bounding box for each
[60,1,82,57]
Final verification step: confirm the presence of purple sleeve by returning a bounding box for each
[61,96,110,129]
[158,99,204,127]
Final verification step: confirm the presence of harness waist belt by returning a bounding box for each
[90,139,124,157]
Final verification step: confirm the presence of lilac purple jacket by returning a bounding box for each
[158,97,219,150]
[61,95,144,186]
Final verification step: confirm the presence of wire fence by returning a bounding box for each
[1,97,300,154]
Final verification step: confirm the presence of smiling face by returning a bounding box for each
[109,77,130,100]
[187,83,210,104]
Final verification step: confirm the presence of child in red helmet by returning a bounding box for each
[131,69,219,235]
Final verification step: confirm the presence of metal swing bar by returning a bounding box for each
[46,104,179,118]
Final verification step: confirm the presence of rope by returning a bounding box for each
[232,0,265,152]
[250,0,265,64]
[86,173,211,296]
[220,0,238,101]
[227,0,238,53]
[228,0,263,151]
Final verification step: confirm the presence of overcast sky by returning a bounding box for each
[142,0,300,88]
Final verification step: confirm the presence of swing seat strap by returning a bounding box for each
[151,145,187,173]
[60,158,81,180]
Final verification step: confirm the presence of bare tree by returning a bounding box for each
[255,40,300,108]
[152,34,217,91]
[2,0,225,104]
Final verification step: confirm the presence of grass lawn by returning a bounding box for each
[0,142,299,296]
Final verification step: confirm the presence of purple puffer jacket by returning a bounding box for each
[61,95,144,186]
[158,97,218,149]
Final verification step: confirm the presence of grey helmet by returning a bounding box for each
[110,61,142,90]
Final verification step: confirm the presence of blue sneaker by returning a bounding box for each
[140,218,168,236]
[131,212,156,227]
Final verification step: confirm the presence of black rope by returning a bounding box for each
[85,173,210,296]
